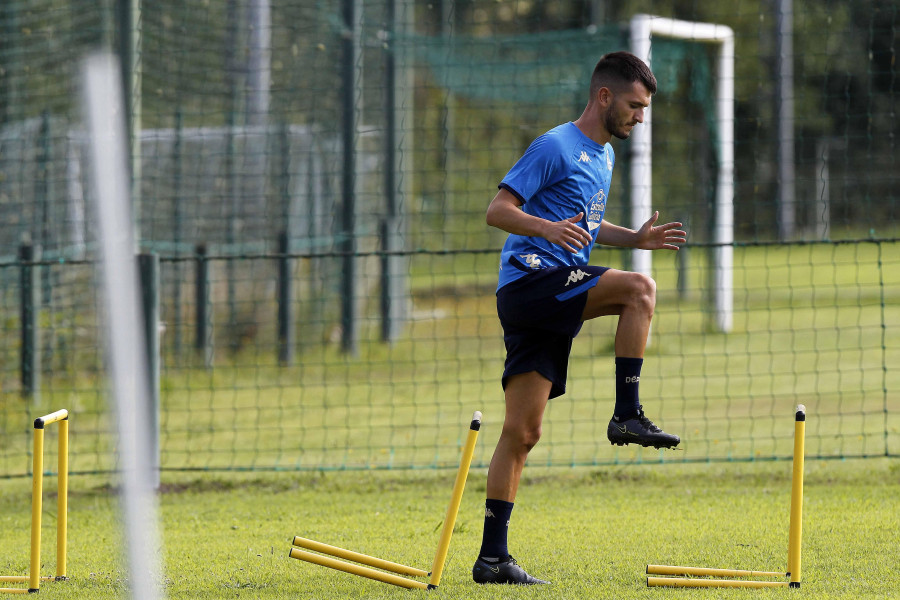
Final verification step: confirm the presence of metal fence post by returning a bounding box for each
[340,0,360,355]
[19,242,40,400]
[195,244,213,368]
[277,231,294,365]
[139,252,160,489]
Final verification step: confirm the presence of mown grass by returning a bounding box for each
[0,458,897,598]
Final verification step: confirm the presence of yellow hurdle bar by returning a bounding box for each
[288,411,482,591]
[427,411,481,590]
[648,577,790,589]
[30,410,69,593]
[646,565,785,578]
[291,537,427,577]
[2,410,69,595]
[288,548,428,590]
[645,405,807,591]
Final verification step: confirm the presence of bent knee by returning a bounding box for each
[628,273,656,309]
[633,272,656,296]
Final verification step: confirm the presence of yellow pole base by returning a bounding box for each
[648,577,790,588]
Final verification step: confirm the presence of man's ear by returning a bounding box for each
[597,86,613,107]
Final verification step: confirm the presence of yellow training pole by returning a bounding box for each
[648,577,789,589]
[427,411,481,590]
[288,548,428,590]
[29,410,69,593]
[646,565,785,578]
[787,404,806,588]
[57,416,69,580]
[28,425,44,593]
[291,537,427,577]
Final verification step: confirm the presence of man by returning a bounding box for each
[472,51,685,585]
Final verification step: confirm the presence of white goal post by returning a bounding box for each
[630,14,734,332]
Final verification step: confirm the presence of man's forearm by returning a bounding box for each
[594,220,638,248]
[486,199,549,238]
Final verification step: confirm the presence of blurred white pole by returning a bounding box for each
[628,15,653,281]
[81,51,163,600]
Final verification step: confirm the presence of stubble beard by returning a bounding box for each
[605,106,633,141]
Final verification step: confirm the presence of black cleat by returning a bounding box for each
[607,407,680,449]
[472,555,550,585]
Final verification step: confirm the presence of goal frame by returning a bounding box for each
[630,14,735,332]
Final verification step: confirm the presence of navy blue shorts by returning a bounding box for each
[496,265,609,399]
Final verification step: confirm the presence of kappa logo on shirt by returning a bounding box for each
[578,151,591,163]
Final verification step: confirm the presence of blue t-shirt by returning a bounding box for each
[496,122,614,291]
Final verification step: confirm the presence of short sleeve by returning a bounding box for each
[499,134,567,204]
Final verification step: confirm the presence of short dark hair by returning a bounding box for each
[589,51,657,99]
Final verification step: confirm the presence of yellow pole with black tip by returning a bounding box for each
[427,411,481,590]
[787,404,805,588]
[28,422,45,593]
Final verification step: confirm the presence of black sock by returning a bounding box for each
[614,356,643,421]
[478,499,514,563]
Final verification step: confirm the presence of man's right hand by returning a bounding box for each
[487,189,591,253]
[541,212,592,253]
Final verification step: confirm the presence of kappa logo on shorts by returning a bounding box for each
[564,269,591,286]
[519,254,542,269]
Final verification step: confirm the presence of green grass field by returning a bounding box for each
[0,458,898,599]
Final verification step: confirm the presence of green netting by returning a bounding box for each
[0,1,897,478]
[404,30,713,107]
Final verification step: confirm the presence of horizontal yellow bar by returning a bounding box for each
[291,536,427,577]
[0,576,54,583]
[648,577,790,589]
[35,409,68,428]
[647,564,786,578]
[289,548,429,590]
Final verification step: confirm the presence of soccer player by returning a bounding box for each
[472,51,685,585]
